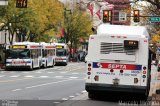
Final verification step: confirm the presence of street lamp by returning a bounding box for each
[4,26,8,44]
[64,8,71,43]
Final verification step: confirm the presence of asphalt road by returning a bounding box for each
[0,62,86,105]
[0,63,159,106]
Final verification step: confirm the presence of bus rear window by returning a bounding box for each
[124,40,138,49]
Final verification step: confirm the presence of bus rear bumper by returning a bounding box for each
[85,83,147,94]
[5,66,31,70]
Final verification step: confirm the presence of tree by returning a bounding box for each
[0,0,64,44]
[64,8,93,51]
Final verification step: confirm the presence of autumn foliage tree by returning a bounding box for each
[64,8,93,51]
[0,0,64,43]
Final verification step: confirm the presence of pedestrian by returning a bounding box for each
[78,54,80,62]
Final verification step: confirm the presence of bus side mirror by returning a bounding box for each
[91,27,97,34]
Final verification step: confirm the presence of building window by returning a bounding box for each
[114,12,119,21]
[119,12,127,21]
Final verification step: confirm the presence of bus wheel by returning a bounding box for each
[88,92,95,99]
[29,63,33,71]
[45,62,47,68]
[64,62,67,66]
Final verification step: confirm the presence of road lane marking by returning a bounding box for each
[12,89,22,92]
[76,93,80,96]
[62,98,68,100]
[39,76,49,78]
[25,79,72,89]
[24,75,34,78]
[0,75,5,77]
[0,78,32,83]
[53,102,60,104]
[10,75,20,78]
[69,96,75,98]
[69,77,78,79]
[71,73,79,75]
[55,76,63,78]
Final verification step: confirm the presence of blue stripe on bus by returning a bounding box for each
[6,61,31,64]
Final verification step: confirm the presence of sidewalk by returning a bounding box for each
[149,72,160,96]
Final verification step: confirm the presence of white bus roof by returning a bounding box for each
[13,42,40,45]
[97,24,149,38]
[54,43,66,46]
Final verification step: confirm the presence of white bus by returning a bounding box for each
[85,24,151,99]
[54,43,69,65]
[5,42,42,70]
[41,42,56,68]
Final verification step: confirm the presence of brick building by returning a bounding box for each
[104,0,131,25]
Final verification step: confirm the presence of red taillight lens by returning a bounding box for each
[88,68,91,71]
[143,71,146,74]
[110,69,114,72]
[143,66,147,70]
[120,70,123,73]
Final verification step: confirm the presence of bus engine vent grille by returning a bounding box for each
[100,42,136,55]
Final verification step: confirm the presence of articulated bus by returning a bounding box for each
[54,43,69,65]
[85,24,151,99]
[41,42,55,68]
[5,42,42,70]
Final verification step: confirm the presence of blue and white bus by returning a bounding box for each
[54,43,69,66]
[41,42,56,68]
[5,42,42,70]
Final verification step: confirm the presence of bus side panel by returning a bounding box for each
[139,38,149,87]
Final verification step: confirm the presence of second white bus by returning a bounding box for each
[5,42,42,70]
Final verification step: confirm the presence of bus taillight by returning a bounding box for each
[120,70,123,73]
[88,68,91,71]
[110,69,114,72]
[143,71,146,74]
[88,63,91,67]
[143,66,147,70]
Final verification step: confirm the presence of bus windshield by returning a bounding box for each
[6,49,30,59]
[56,48,67,56]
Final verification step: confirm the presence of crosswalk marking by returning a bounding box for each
[72,73,78,75]
[24,75,34,78]
[0,75,5,77]
[10,75,20,78]
[69,77,78,79]
[55,76,63,78]
[39,76,49,78]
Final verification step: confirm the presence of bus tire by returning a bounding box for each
[29,63,33,71]
[45,62,47,68]
[64,62,67,66]
[88,92,95,99]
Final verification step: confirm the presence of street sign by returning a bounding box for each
[0,0,8,5]
[149,17,160,22]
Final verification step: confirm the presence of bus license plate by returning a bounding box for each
[113,78,119,85]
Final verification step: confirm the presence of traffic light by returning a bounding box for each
[133,10,140,22]
[16,0,27,8]
[103,10,112,23]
